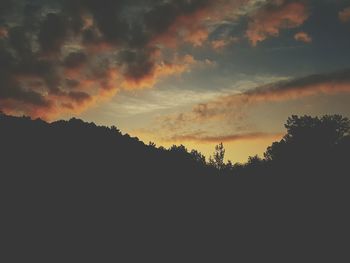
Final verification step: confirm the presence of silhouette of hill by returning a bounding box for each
[1,112,349,262]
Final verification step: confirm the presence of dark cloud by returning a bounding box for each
[65,79,80,88]
[144,2,182,35]
[68,91,91,103]
[63,51,87,69]
[8,26,32,58]
[0,0,14,17]
[61,0,85,34]
[0,46,14,69]
[1,0,291,119]
[0,0,218,120]
[250,69,350,96]
[0,83,50,108]
[16,58,61,92]
[81,27,100,46]
[0,45,52,114]
[118,49,155,81]
[22,1,44,31]
[83,0,128,44]
[38,13,68,54]
[0,67,51,112]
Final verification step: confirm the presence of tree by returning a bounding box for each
[209,143,226,170]
[190,149,206,165]
[283,115,350,144]
[264,114,350,161]
[111,125,121,134]
[148,141,156,147]
[247,155,263,167]
[169,144,188,154]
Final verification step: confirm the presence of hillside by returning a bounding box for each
[1,113,350,262]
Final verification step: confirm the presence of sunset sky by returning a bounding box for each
[1,0,350,162]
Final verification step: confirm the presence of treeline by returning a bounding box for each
[165,114,350,178]
[1,112,350,197]
[3,112,349,176]
[1,112,349,261]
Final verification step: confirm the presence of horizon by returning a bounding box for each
[1,0,350,162]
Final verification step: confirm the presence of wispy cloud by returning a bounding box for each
[166,131,283,143]
[156,69,350,130]
[108,85,226,117]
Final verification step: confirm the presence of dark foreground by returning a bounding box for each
[1,113,349,262]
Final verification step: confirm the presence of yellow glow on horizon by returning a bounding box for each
[133,131,284,163]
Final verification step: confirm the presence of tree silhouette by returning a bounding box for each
[264,114,350,163]
[149,141,157,147]
[247,155,263,166]
[190,149,206,165]
[209,142,226,170]
[1,113,349,261]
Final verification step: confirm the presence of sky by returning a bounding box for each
[1,0,350,162]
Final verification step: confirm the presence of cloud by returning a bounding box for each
[211,37,240,50]
[140,68,350,147]
[148,0,247,48]
[38,13,69,55]
[1,0,228,119]
[0,41,120,119]
[294,31,312,43]
[63,52,88,69]
[0,0,13,16]
[120,54,198,89]
[157,69,350,129]
[339,7,350,23]
[166,131,284,143]
[184,28,210,47]
[246,0,309,46]
[0,0,320,120]
[63,51,89,79]
[1,0,259,120]
[0,26,7,38]
[145,0,214,48]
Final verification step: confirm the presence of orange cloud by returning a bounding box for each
[144,69,350,150]
[211,37,240,50]
[246,1,309,46]
[0,0,315,121]
[149,6,212,48]
[2,0,227,121]
[64,67,84,80]
[184,28,210,47]
[158,69,350,128]
[0,26,8,38]
[294,31,312,43]
[166,132,284,143]
[339,7,350,23]
[211,39,227,49]
[0,67,120,120]
[121,55,196,89]
[150,0,247,48]
[1,91,88,121]
[1,0,254,121]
